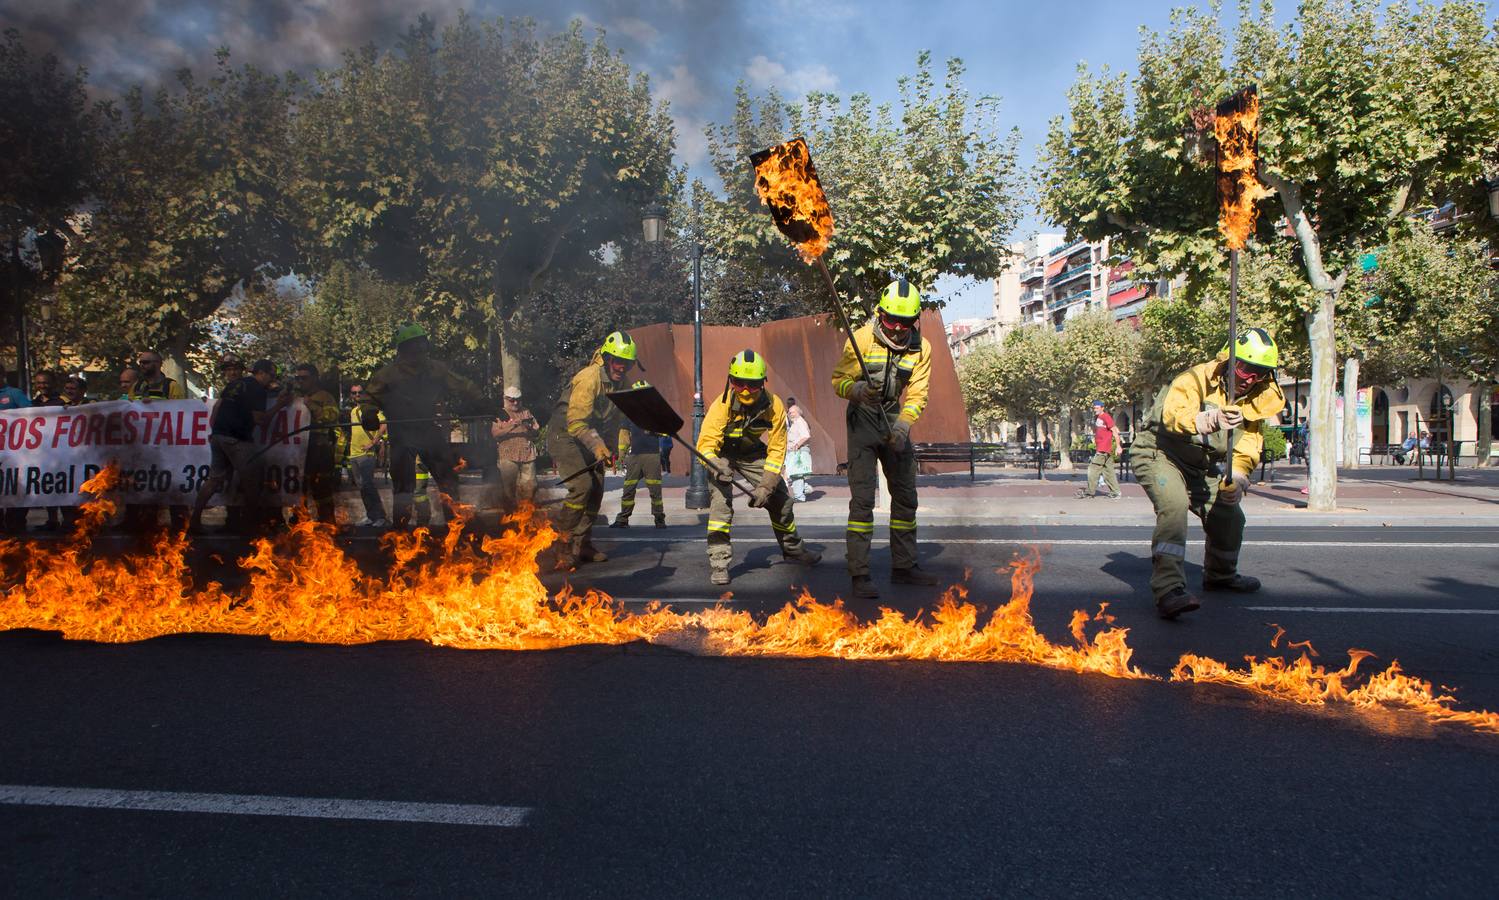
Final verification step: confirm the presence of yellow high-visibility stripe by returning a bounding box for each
[563,500,585,511]
[707,520,732,533]
[644,479,662,485]
[846,520,874,534]
[771,521,797,533]
[622,479,639,487]
[891,517,916,531]
[763,461,782,473]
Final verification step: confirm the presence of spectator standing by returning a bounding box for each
[294,364,342,524]
[491,385,539,513]
[62,375,88,406]
[1079,400,1122,499]
[127,350,186,401]
[0,363,31,534]
[29,372,67,532]
[191,359,292,533]
[345,383,388,527]
[117,366,140,399]
[785,401,813,502]
[609,380,665,529]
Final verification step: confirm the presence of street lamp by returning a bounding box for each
[640,202,711,509]
[1486,177,1499,222]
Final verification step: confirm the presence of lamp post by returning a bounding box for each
[641,202,711,509]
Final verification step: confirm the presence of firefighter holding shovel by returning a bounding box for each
[697,350,821,586]
[547,331,636,570]
[1128,329,1286,620]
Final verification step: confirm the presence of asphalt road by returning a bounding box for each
[3,524,1498,896]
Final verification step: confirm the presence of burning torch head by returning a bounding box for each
[1214,85,1271,251]
[749,138,836,264]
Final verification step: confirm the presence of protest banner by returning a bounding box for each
[0,399,312,508]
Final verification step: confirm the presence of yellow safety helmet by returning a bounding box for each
[600,331,637,362]
[878,277,922,319]
[392,323,428,347]
[727,349,767,383]
[1222,327,1279,369]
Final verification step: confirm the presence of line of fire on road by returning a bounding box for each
[1,466,1495,737]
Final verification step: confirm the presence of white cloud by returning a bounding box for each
[744,54,838,96]
[611,17,660,45]
[655,64,703,110]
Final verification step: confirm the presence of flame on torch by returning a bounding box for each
[749,137,835,263]
[1214,86,1271,250]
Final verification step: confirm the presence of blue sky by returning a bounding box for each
[6,0,1495,319]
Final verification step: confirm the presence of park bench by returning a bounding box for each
[1358,443,1399,464]
[912,442,1007,479]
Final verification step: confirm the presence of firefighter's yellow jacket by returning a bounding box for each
[696,391,788,476]
[831,321,932,424]
[554,351,628,454]
[1134,357,1286,477]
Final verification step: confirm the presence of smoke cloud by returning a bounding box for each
[0,0,851,166]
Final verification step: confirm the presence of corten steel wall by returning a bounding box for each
[627,309,970,474]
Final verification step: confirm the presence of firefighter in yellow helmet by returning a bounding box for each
[831,278,939,599]
[1128,328,1287,620]
[698,350,821,586]
[610,380,667,529]
[547,331,636,570]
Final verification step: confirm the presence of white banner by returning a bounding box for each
[0,399,312,508]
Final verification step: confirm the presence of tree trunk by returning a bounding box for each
[1342,355,1360,470]
[497,314,522,396]
[1473,382,1492,467]
[1306,293,1338,510]
[1056,406,1074,470]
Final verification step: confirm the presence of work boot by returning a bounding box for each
[577,542,608,564]
[1203,573,1261,593]
[710,566,730,586]
[654,515,667,529]
[891,566,941,586]
[609,516,629,528]
[850,575,879,599]
[783,548,822,566]
[1074,487,1093,499]
[1156,587,1201,620]
[554,547,579,572]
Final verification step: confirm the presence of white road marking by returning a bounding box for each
[603,536,1499,549]
[1244,606,1499,615]
[0,785,531,827]
[612,597,732,605]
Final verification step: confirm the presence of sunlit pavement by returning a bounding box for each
[2,522,1497,895]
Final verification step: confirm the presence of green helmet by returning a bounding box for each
[727,349,767,382]
[630,379,651,390]
[878,277,922,319]
[1222,327,1279,369]
[600,331,637,362]
[392,323,428,347]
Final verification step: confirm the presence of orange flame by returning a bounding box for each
[2,494,1496,736]
[750,137,835,263]
[1214,86,1271,250]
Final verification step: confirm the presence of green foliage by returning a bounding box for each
[1357,220,1498,383]
[700,53,1022,324]
[1262,423,1288,461]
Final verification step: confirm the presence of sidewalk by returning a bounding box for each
[560,463,1499,528]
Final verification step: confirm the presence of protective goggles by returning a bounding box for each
[878,309,918,329]
[729,377,765,390]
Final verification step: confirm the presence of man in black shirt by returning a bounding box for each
[190,359,291,533]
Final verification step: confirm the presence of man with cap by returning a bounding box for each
[698,349,820,586]
[1079,400,1123,500]
[361,324,484,528]
[1127,328,1287,620]
[831,277,940,600]
[491,384,540,513]
[610,380,667,530]
[547,331,636,570]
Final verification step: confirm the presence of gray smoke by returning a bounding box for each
[0,0,836,165]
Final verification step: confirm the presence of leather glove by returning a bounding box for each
[1194,408,1226,435]
[847,380,880,407]
[706,456,735,482]
[748,483,775,508]
[885,418,912,450]
[1217,472,1250,506]
[589,441,614,466]
[1220,405,1244,428]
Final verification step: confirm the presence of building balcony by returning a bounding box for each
[1047,289,1091,310]
[1047,263,1092,287]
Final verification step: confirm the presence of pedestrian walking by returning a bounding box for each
[361,324,484,529]
[190,359,293,533]
[698,350,820,585]
[546,331,636,570]
[785,400,813,502]
[658,434,673,475]
[1128,329,1286,620]
[344,383,388,527]
[832,278,940,599]
[491,385,539,513]
[1078,400,1122,499]
[294,364,342,524]
[610,380,666,529]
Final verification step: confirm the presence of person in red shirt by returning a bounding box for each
[1079,400,1122,499]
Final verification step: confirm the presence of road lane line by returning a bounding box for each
[602,537,1499,549]
[0,785,531,827]
[1244,606,1499,615]
[613,597,730,605]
